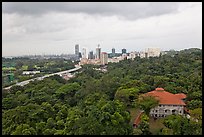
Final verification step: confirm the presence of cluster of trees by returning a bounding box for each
[159,109,202,135]
[2,48,202,135]
[2,76,132,135]
[2,58,75,87]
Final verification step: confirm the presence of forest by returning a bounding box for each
[2,57,75,87]
[2,48,202,135]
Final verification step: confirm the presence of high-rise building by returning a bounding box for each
[75,44,79,56]
[82,47,87,59]
[101,52,108,65]
[96,44,101,59]
[112,48,115,54]
[79,52,82,58]
[122,48,127,54]
[145,52,148,58]
[88,51,94,59]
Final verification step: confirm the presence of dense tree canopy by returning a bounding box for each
[2,48,202,135]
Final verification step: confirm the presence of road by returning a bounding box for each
[3,66,82,90]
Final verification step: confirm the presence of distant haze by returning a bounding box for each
[2,2,202,57]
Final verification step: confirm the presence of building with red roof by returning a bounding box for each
[142,88,187,118]
[133,111,144,128]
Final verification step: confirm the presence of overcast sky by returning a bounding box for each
[2,2,202,57]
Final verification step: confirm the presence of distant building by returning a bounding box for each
[112,48,115,55]
[101,52,108,65]
[142,88,187,118]
[79,52,82,58]
[139,51,146,58]
[82,47,88,59]
[145,52,148,58]
[75,44,79,57]
[108,57,120,63]
[147,48,161,57]
[129,51,137,60]
[96,44,101,59]
[22,71,40,75]
[122,48,127,54]
[88,51,94,59]
[80,58,88,65]
[122,53,128,60]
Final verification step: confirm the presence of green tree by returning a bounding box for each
[137,95,159,114]
[138,114,151,135]
[115,87,140,107]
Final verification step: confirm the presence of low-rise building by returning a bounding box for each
[147,48,161,57]
[142,88,187,118]
[22,71,40,75]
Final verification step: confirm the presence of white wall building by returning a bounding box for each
[96,44,101,59]
[147,48,161,57]
[22,71,40,75]
[142,88,187,118]
[82,47,88,59]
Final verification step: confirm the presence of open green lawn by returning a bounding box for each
[149,117,165,135]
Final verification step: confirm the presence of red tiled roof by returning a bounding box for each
[174,93,187,99]
[143,88,186,106]
[133,111,144,127]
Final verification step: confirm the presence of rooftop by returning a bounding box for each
[143,88,186,106]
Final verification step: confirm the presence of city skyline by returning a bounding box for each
[2,2,202,57]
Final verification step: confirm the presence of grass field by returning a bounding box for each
[149,117,165,135]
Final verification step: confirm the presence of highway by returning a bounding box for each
[3,66,82,90]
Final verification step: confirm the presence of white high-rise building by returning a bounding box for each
[75,44,79,56]
[96,44,101,59]
[82,47,88,59]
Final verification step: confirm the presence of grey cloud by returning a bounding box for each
[3,2,179,20]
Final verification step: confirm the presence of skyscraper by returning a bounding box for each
[88,51,94,59]
[96,44,101,59]
[101,52,108,65]
[112,48,115,54]
[75,44,79,56]
[122,48,127,54]
[82,47,87,59]
[112,48,115,57]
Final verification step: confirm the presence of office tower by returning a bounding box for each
[82,47,87,59]
[96,44,101,59]
[112,48,115,54]
[75,44,79,56]
[88,51,94,59]
[122,48,127,54]
[79,52,82,58]
[101,52,108,65]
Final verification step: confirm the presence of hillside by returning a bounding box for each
[2,48,202,135]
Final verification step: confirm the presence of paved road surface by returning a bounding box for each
[3,66,81,90]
